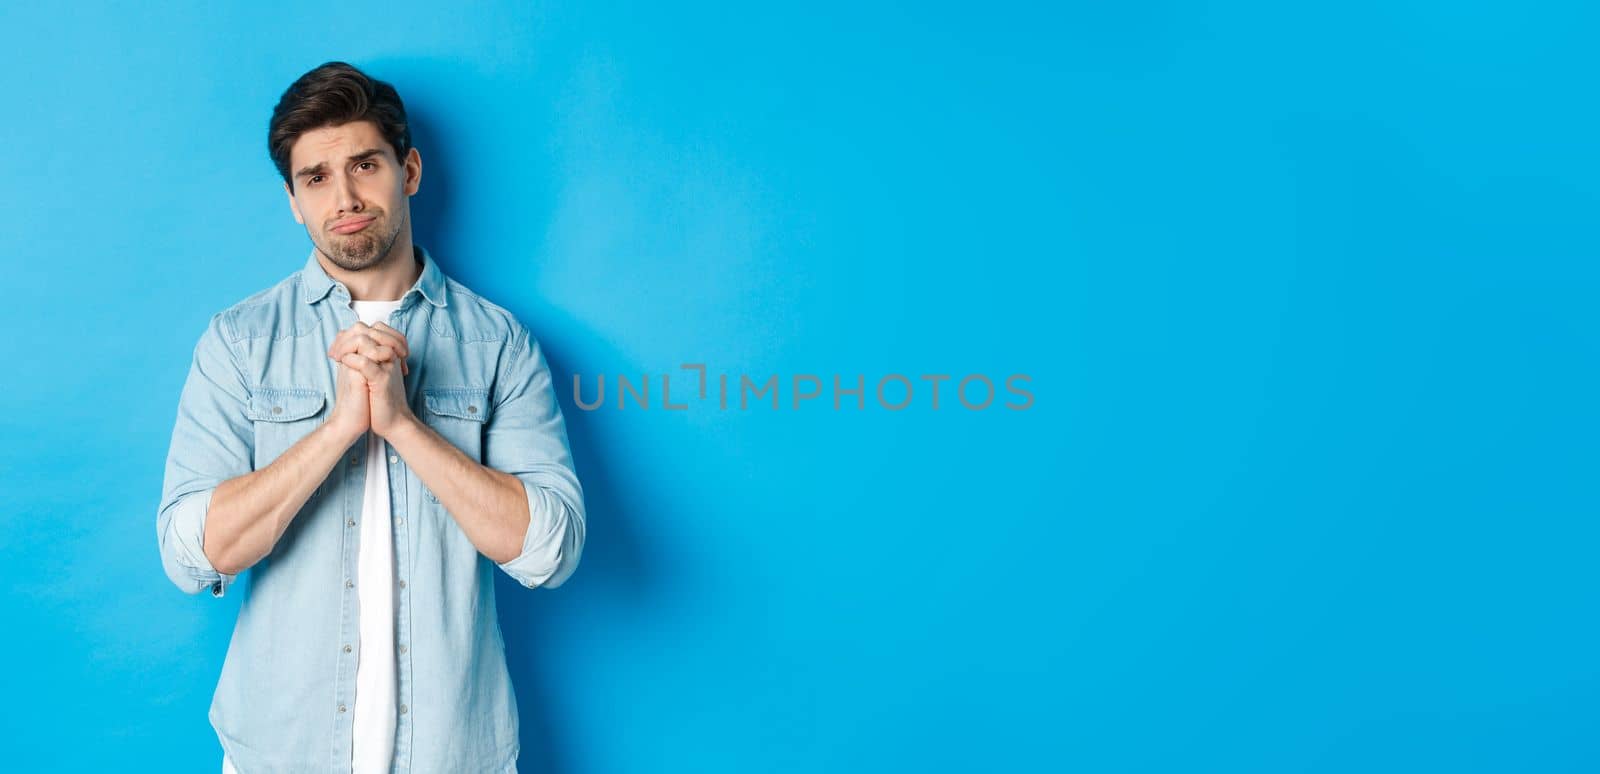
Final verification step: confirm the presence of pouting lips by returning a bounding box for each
[331,217,376,234]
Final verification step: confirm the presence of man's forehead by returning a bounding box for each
[290,121,390,166]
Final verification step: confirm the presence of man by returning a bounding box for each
[155,61,586,773]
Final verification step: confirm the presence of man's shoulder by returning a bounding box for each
[434,276,531,346]
[209,270,313,344]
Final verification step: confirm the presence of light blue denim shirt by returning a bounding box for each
[156,244,585,773]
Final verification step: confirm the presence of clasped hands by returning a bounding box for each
[326,321,417,441]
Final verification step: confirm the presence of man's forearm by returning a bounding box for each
[204,421,362,575]
[385,416,529,564]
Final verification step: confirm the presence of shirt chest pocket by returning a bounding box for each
[248,386,328,495]
[421,387,491,503]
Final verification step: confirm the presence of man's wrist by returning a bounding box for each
[382,413,429,448]
[322,418,367,448]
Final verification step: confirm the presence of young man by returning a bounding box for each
[155,61,585,773]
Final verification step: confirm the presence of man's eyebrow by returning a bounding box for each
[293,148,387,179]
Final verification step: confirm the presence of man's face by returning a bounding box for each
[284,120,421,271]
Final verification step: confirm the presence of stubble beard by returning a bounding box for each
[318,211,405,272]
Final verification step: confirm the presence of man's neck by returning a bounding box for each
[321,233,422,302]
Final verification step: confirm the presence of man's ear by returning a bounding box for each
[284,181,304,225]
[403,147,422,196]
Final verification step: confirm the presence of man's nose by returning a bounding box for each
[337,174,363,214]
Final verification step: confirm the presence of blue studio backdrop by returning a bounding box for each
[2,2,1596,772]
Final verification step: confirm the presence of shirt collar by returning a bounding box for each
[299,243,448,308]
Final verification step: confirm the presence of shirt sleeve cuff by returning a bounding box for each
[495,477,584,589]
[161,488,235,597]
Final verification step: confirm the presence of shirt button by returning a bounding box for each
[399,704,408,715]
[396,517,405,526]
[467,405,477,414]
[398,579,407,589]
[343,644,352,653]
[346,519,356,527]
[338,704,347,713]
[272,406,283,414]
[345,579,354,589]
[389,455,398,464]
[398,644,408,654]
[349,456,359,465]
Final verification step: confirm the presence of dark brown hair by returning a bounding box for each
[267,61,412,190]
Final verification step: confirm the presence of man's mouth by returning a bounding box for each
[331,216,376,234]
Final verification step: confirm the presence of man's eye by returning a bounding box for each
[308,176,324,185]
[358,162,376,171]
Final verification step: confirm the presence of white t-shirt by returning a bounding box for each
[224,298,404,774]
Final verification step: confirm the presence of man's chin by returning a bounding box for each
[321,238,381,269]
[321,251,373,271]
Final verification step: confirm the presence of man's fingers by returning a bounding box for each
[340,352,385,382]
[329,322,410,377]
[369,322,410,357]
[328,322,408,361]
[340,351,407,382]
[359,325,410,361]
[330,339,409,375]
[357,323,409,360]
[367,343,397,363]
[363,343,410,376]
[331,337,399,364]
[327,324,366,358]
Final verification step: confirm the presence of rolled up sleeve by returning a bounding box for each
[484,325,586,589]
[156,313,253,597]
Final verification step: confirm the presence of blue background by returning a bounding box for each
[2,1,1595,771]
